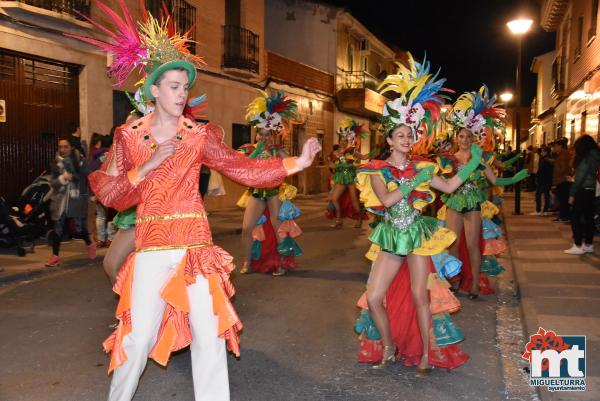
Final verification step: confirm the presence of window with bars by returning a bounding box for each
[0,50,78,87]
[16,0,91,20]
[590,0,599,42]
[575,15,583,60]
[0,53,16,81]
[23,59,76,88]
[145,0,197,54]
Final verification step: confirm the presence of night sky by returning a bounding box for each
[324,0,556,105]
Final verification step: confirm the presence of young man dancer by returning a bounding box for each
[73,4,320,400]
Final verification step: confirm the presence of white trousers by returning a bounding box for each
[108,249,230,401]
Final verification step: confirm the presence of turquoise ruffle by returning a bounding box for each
[480,255,505,276]
[251,240,262,260]
[354,310,381,340]
[431,252,463,280]
[278,200,301,221]
[482,219,503,239]
[433,313,465,346]
[277,237,302,257]
[491,195,503,206]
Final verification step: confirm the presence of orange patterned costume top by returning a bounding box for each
[89,113,300,373]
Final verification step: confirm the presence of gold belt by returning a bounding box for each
[135,241,213,253]
[135,212,208,224]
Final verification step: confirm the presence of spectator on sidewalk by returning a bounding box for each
[530,145,553,216]
[89,133,115,248]
[526,145,539,192]
[552,138,572,222]
[45,137,96,267]
[564,135,600,255]
[67,122,87,158]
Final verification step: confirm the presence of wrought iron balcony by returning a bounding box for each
[550,56,565,99]
[146,0,196,54]
[342,70,381,91]
[531,98,540,123]
[14,0,91,20]
[222,25,259,74]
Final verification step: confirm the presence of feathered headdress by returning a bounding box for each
[245,90,298,132]
[378,53,452,154]
[449,85,506,139]
[433,130,454,155]
[66,0,205,101]
[336,118,368,147]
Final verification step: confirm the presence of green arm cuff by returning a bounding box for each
[457,145,483,181]
[503,153,521,168]
[495,169,529,186]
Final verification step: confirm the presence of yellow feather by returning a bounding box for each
[245,90,268,120]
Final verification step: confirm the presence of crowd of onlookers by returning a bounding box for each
[502,134,600,255]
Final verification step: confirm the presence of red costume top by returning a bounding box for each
[89,113,300,373]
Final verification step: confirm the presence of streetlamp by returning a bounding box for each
[500,92,513,150]
[507,18,533,215]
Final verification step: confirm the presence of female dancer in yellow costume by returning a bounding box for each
[357,55,482,375]
[238,91,300,276]
[440,86,528,298]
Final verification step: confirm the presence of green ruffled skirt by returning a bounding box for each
[369,215,439,256]
[332,166,357,185]
[442,190,487,212]
[113,206,136,230]
[248,187,279,200]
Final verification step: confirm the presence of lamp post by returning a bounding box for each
[500,92,513,150]
[507,18,533,215]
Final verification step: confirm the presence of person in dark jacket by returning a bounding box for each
[530,146,553,215]
[552,138,572,222]
[67,122,87,158]
[45,137,96,267]
[564,135,600,255]
[89,133,115,248]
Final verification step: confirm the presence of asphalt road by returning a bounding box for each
[0,213,506,401]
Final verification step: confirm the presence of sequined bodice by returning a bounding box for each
[383,175,420,230]
[454,163,482,195]
[334,155,353,165]
[253,143,279,160]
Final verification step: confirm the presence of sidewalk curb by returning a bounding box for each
[0,257,98,287]
[0,208,327,287]
[499,204,543,401]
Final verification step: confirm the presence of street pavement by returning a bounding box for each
[2,192,594,400]
[502,191,600,401]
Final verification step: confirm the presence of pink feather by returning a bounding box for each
[64,0,145,86]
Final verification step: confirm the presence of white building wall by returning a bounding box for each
[265,0,338,74]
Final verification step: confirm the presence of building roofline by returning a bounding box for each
[540,0,569,32]
[530,50,556,72]
[337,11,395,58]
